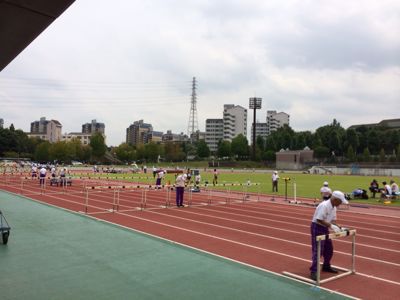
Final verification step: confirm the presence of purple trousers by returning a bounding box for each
[310,222,333,273]
[39,174,45,185]
[176,187,184,206]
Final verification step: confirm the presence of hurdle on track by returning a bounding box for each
[283,229,356,286]
[81,181,265,214]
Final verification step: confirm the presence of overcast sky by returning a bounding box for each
[1,0,399,146]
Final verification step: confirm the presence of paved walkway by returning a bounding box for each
[0,191,350,300]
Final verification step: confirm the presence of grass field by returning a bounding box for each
[75,169,400,206]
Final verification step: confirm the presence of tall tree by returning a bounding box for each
[115,143,136,163]
[379,148,386,162]
[164,142,185,162]
[256,136,265,152]
[34,141,51,162]
[196,140,210,158]
[344,129,359,152]
[49,141,69,162]
[231,134,249,160]
[144,142,161,162]
[217,140,231,158]
[362,147,371,162]
[346,145,356,162]
[90,133,107,161]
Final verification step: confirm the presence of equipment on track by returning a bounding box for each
[0,210,11,245]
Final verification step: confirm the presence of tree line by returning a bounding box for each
[1,119,399,163]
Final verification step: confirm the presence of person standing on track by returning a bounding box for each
[152,166,157,178]
[309,190,348,281]
[175,173,187,207]
[155,169,165,189]
[320,181,332,200]
[213,169,218,185]
[39,165,47,187]
[31,164,37,178]
[272,171,279,192]
[59,168,67,186]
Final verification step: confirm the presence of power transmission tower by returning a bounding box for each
[187,77,198,141]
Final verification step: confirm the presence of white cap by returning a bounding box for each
[323,181,329,186]
[182,174,187,179]
[332,191,349,204]
[274,171,277,174]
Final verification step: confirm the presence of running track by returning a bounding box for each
[1,176,399,300]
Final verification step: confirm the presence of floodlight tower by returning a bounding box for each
[249,97,262,160]
[187,77,199,141]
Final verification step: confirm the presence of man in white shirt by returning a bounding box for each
[272,171,279,192]
[195,174,201,186]
[382,181,392,197]
[39,165,47,186]
[31,165,37,178]
[320,181,332,200]
[152,166,157,178]
[155,170,164,189]
[175,174,187,207]
[310,190,349,281]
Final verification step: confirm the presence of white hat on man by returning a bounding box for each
[332,190,349,204]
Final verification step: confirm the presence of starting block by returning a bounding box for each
[283,229,356,286]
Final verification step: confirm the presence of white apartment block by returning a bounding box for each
[62,132,92,145]
[266,110,290,135]
[251,122,269,140]
[205,119,224,153]
[223,104,247,142]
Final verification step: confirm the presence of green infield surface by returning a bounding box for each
[74,170,400,206]
[0,191,352,300]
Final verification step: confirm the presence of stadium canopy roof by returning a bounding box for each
[0,0,75,71]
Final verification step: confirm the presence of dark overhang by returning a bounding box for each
[0,0,75,71]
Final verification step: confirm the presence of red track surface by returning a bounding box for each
[1,175,399,300]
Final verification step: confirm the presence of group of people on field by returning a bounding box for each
[369,179,399,199]
[150,167,217,208]
[31,164,69,187]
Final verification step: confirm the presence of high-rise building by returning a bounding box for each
[205,119,224,153]
[223,104,247,141]
[251,122,268,140]
[162,130,188,143]
[147,131,163,144]
[190,130,206,143]
[126,120,153,146]
[82,119,105,135]
[266,110,290,135]
[29,117,62,143]
[62,132,92,145]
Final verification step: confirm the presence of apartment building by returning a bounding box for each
[162,130,188,143]
[29,117,62,143]
[148,131,164,144]
[126,120,154,146]
[82,119,105,135]
[62,132,92,145]
[266,110,290,135]
[251,122,269,141]
[223,104,247,141]
[205,119,224,153]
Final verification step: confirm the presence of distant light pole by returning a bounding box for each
[249,97,262,160]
